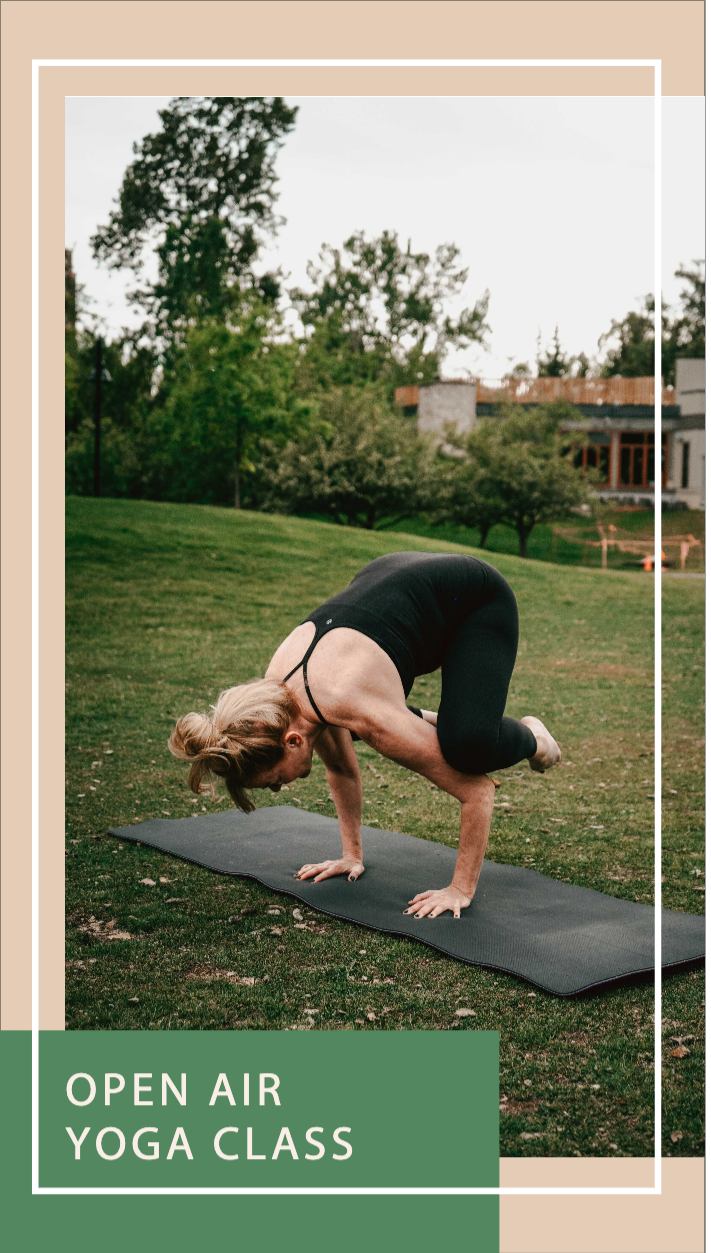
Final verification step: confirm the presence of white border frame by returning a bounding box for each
[35,56,663,1197]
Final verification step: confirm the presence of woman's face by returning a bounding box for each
[252,737,313,792]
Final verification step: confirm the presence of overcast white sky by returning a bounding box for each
[66,95,704,378]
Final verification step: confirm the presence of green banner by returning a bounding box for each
[39,1029,499,1189]
[1,1032,499,1252]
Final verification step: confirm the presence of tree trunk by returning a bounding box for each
[479,523,491,549]
[517,525,529,558]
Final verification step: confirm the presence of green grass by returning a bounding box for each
[65,496,704,1159]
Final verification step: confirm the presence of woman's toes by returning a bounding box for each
[522,716,560,772]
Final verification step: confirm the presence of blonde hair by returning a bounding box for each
[168,679,300,813]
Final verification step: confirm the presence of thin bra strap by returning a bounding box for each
[282,625,329,725]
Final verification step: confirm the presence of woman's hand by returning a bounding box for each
[403,885,472,919]
[294,856,365,884]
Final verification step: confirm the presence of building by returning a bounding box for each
[670,359,706,509]
[408,380,477,438]
[395,367,706,510]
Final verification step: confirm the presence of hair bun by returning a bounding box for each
[168,679,301,813]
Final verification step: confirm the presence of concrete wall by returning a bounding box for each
[416,382,477,438]
[676,358,705,417]
[668,362,705,506]
[668,427,706,508]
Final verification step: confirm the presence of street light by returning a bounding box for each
[89,338,112,497]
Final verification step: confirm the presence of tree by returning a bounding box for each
[90,97,297,338]
[427,429,504,549]
[597,295,672,380]
[144,302,308,507]
[536,326,572,377]
[290,230,490,393]
[598,261,705,384]
[668,259,705,365]
[260,388,437,529]
[463,401,593,558]
[65,323,160,497]
[536,329,591,379]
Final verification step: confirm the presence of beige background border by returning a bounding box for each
[0,3,704,1251]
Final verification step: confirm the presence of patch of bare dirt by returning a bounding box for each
[78,916,134,941]
[184,964,256,986]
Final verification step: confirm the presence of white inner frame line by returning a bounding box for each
[33,56,663,1197]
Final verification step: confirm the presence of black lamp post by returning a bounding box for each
[89,338,112,497]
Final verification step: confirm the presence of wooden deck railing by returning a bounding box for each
[475,377,676,406]
[395,378,677,408]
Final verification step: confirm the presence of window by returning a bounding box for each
[573,432,610,485]
[682,441,690,489]
[618,431,667,489]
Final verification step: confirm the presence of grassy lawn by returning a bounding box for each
[65,496,704,1159]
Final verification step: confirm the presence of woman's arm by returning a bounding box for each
[293,725,365,884]
[351,702,495,916]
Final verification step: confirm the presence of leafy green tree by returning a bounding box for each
[428,448,504,550]
[668,259,705,365]
[145,303,308,507]
[597,295,671,380]
[90,96,297,338]
[65,324,159,497]
[260,387,437,529]
[536,326,572,377]
[290,230,490,393]
[462,401,592,558]
[598,262,705,384]
[535,329,591,379]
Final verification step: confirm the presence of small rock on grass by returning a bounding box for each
[128,996,139,1005]
[293,908,303,921]
[671,1130,683,1144]
[455,1008,475,1018]
[140,878,155,886]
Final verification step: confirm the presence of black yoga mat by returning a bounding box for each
[110,806,705,997]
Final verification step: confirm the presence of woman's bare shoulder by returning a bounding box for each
[265,622,316,680]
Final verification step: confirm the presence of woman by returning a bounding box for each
[169,552,560,919]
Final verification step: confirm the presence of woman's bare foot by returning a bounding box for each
[521,716,561,773]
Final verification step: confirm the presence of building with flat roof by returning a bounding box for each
[395,366,705,510]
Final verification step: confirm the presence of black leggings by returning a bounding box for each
[431,567,536,775]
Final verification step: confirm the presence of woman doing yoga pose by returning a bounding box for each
[169,552,560,918]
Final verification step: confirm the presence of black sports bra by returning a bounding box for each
[282,621,330,724]
[282,618,423,733]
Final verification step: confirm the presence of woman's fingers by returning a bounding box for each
[312,866,338,882]
[405,889,467,919]
[294,859,363,883]
[406,895,437,917]
[294,862,324,879]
